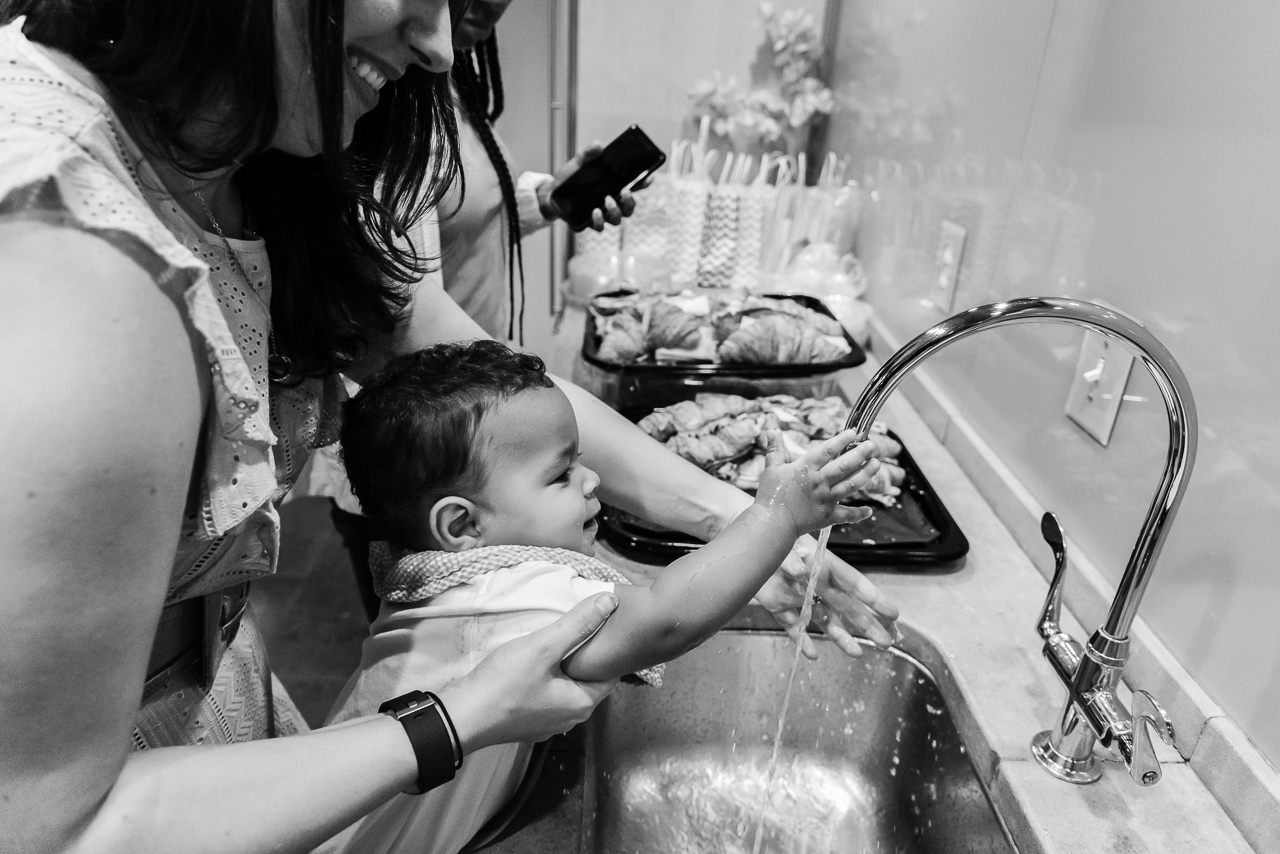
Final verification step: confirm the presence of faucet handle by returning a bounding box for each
[1128,690,1175,786]
[1036,511,1070,639]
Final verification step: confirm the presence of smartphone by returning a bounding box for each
[551,125,666,231]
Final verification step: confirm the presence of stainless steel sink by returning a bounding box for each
[581,631,1015,854]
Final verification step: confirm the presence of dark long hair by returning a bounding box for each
[451,32,525,344]
[5,0,464,378]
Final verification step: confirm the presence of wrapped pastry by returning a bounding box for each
[798,395,845,413]
[663,292,713,317]
[596,312,646,363]
[804,400,849,437]
[655,326,718,362]
[717,312,852,364]
[692,393,757,423]
[766,405,808,432]
[752,427,816,460]
[645,300,703,351]
[593,290,850,365]
[867,425,903,461]
[853,460,906,507]
[712,453,767,490]
[755,296,845,337]
[716,414,768,454]
[665,412,764,468]
[667,430,747,468]
[796,328,853,363]
[715,313,782,363]
[712,311,745,343]
[726,453,767,490]
[734,453,767,489]
[639,394,760,440]
[713,460,740,484]
[637,409,678,442]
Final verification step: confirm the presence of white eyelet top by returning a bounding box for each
[0,18,343,602]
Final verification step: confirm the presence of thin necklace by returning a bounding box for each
[186,178,298,384]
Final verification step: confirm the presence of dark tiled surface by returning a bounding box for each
[252,497,370,727]
[483,729,588,854]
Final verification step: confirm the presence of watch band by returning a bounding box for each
[379,690,463,795]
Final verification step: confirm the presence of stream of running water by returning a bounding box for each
[749,524,832,854]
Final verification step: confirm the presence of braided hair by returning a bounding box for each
[451,32,526,344]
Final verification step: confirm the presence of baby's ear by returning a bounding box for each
[429,496,482,552]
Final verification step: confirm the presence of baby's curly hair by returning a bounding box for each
[341,340,555,541]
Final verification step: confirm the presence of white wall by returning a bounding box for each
[576,0,827,152]
[828,0,1280,768]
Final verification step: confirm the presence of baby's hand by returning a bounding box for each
[754,429,879,539]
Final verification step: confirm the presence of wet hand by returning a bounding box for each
[754,428,879,540]
[753,543,900,660]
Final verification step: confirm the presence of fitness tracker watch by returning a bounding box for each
[379,690,463,795]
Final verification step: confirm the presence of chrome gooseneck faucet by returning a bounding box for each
[844,297,1198,786]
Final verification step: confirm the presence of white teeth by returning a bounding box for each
[347,54,387,92]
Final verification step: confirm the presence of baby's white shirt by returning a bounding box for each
[318,560,614,854]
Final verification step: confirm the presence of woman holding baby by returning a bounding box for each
[0,1,897,852]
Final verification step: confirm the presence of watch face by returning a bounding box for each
[379,690,432,717]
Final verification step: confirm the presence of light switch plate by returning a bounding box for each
[1065,330,1136,446]
[930,219,967,313]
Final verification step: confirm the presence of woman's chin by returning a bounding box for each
[266,111,360,159]
[267,124,325,159]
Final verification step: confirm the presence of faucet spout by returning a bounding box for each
[846,298,1198,784]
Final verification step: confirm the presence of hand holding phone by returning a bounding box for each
[546,125,666,232]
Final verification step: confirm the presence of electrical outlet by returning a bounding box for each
[1064,330,1135,446]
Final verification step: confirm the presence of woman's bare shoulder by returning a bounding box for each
[0,216,206,476]
[1,216,206,381]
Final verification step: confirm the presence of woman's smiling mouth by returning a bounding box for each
[348,53,387,93]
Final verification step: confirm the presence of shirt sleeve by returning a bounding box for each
[515,170,555,237]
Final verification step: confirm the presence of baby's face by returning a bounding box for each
[473,386,601,555]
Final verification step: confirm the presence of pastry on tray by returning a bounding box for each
[590,290,853,366]
[717,311,852,364]
[639,393,906,504]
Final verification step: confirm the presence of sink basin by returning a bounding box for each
[581,631,1014,854]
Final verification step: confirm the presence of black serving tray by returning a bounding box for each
[598,415,968,570]
[582,292,867,378]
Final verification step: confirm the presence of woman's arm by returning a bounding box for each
[563,432,878,681]
[74,594,618,854]
[0,222,616,854]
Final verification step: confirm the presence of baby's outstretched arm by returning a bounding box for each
[563,429,879,682]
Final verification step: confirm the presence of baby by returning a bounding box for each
[324,340,879,854]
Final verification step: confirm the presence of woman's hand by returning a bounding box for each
[536,142,648,232]
[755,539,901,660]
[437,593,621,752]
